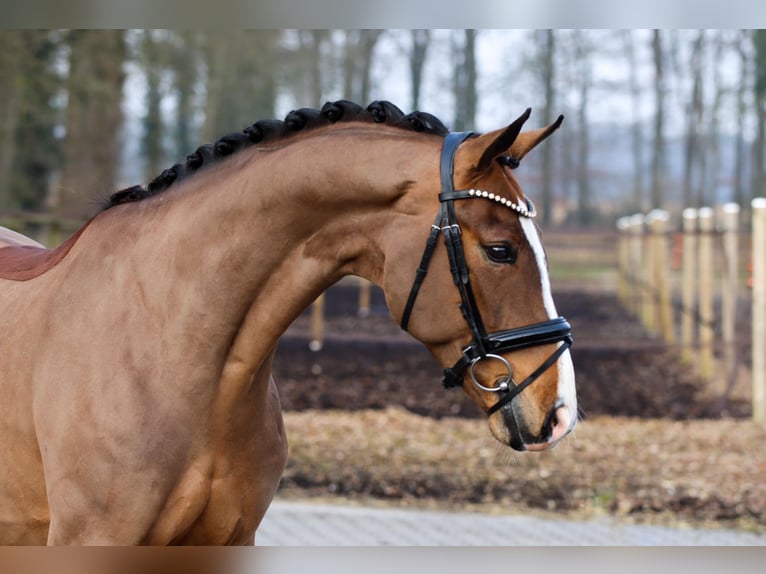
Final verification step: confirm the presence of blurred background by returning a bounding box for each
[1,29,765,226]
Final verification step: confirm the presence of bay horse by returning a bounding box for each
[0,100,576,545]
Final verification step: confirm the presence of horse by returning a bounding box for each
[0,100,576,545]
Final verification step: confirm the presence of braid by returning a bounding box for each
[102,100,449,210]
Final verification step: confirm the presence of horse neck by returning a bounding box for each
[97,127,439,362]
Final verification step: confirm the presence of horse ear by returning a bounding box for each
[467,111,565,173]
[473,108,531,172]
[509,114,565,162]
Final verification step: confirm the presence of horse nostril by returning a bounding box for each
[548,405,572,443]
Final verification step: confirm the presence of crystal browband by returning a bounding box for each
[437,188,537,218]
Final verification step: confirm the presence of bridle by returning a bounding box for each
[399,131,573,417]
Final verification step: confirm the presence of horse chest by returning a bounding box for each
[167,385,288,545]
[154,430,287,545]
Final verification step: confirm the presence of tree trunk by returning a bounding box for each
[58,30,126,218]
[452,29,478,131]
[304,30,326,105]
[753,30,766,201]
[682,31,705,208]
[0,31,23,210]
[202,31,278,141]
[172,31,200,160]
[342,30,358,100]
[704,32,725,206]
[409,30,430,110]
[650,29,666,210]
[623,30,645,213]
[539,30,556,226]
[573,32,592,226]
[733,31,751,207]
[141,30,165,181]
[342,30,383,104]
[358,30,382,105]
[10,31,64,212]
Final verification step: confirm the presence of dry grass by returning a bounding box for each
[278,407,766,532]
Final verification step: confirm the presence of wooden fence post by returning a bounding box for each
[358,278,371,318]
[721,203,740,396]
[752,198,766,423]
[681,208,698,364]
[631,214,654,331]
[697,207,715,380]
[310,293,325,352]
[643,212,658,333]
[616,217,631,309]
[627,215,644,318]
[648,210,674,343]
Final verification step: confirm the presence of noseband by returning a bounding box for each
[400,131,573,417]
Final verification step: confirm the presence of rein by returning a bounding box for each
[400,132,573,417]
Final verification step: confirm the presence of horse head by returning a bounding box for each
[385,109,576,452]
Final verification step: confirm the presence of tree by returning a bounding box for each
[682,30,706,208]
[140,30,166,181]
[170,31,201,159]
[704,31,727,206]
[567,30,595,226]
[58,30,127,218]
[732,30,752,207]
[649,29,667,210]
[452,29,477,131]
[753,30,766,201]
[8,31,64,212]
[623,30,645,213]
[342,30,383,104]
[202,31,279,141]
[408,30,430,110]
[0,31,24,210]
[537,29,557,226]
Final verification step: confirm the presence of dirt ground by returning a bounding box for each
[271,282,766,531]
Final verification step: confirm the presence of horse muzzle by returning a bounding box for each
[486,394,576,451]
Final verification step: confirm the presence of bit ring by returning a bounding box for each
[469,354,513,392]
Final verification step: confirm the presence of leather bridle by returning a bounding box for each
[399,131,573,417]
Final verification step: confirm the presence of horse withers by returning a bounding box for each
[0,100,576,545]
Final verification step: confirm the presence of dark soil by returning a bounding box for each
[274,283,751,421]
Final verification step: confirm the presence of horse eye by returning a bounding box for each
[484,243,517,264]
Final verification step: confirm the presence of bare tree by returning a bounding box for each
[170,31,201,160]
[622,31,646,213]
[537,29,557,226]
[753,30,766,201]
[704,32,727,206]
[59,30,127,217]
[682,30,706,208]
[452,29,478,131]
[650,29,667,210]
[570,31,594,226]
[409,30,430,110]
[0,31,23,210]
[1,32,64,212]
[299,30,329,105]
[140,30,166,181]
[202,31,278,141]
[342,30,383,104]
[732,30,752,207]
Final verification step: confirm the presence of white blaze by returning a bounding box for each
[520,218,557,319]
[519,217,578,421]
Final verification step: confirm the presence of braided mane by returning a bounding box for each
[103,100,449,211]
